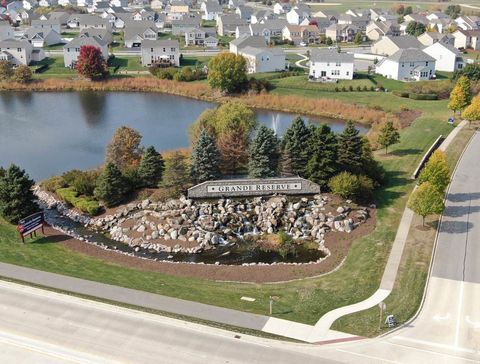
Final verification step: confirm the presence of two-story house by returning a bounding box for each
[308,48,354,80]
[140,39,180,67]
[63,35,108,67]
[375,48,435,81]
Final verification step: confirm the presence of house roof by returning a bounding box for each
[0,39,32,48]
[141,39,179,48]
[388,48,435,63]
[77,14,110,26]
[239,45,285,57]
[22,27,57,40]
[310,48,354,63]
[384,35,423,49]
[124,25,156,41]
[65,35,107,48]
[426,40,461,56]
[230,34,266,48]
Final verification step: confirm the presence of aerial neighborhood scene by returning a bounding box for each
[0,0,480,362]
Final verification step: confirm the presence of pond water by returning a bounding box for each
[0,91,367,181]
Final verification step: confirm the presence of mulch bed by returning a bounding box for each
[44,207,377,283]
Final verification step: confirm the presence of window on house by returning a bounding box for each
[410,62,414,67]
[425,61,428,66]
[163,47,166,52]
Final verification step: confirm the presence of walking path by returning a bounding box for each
[295,53,309,69]
[0,122,467,344]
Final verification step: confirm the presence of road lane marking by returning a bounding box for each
[392,336,476,355]
[386,341,480,362]
[433,313,451,322]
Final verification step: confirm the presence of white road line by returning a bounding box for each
[386,341,480,363]
[392,336,475,355]
[454,281,465,347]
[335,348,400,363]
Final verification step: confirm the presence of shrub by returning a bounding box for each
[335,86,339,92]
[349,85,354,91]
[0,60,13,81]
[13,65,33,83]
[57,187,101,215]
[341,86,347,92]
[363,85,368,91]
[329,172,360,199]
[392,90,409,98]
[41,176,67,193]
[409,93,438,100]
[370,86,375,91]
[62,169,98,196]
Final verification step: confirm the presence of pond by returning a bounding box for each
[0,91,367,181]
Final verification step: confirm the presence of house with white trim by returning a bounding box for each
[308,48,354,80]
[140,39,180,67]
[423,41,464,72]
[375,48,435,81]
[239,46,286,73]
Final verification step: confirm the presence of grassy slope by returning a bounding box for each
[0,88,454,333]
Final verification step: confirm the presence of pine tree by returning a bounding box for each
[137,146,165,188]
[448,76,472,114]
[337,121,364,175]
[94,163,129,207]
[304,124,338,189]
[217,127,249,175]
[0,164,39,224]
[162,152,190,195]
[281,117,311,176]
[248,125,281,178]
[190,129,221,183]
[377,120,400,154]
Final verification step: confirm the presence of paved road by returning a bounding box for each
[0,280,342,364]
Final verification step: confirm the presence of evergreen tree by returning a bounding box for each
[281,117,311,176]
[0,164,38,224]
[406,21,425,36]
[304,124,338,189]
[137,146,165,188]
[217,126,249,175]
[360,137,385,185]
[377,120,400,154]
[337,121,364,175]
[94,163,129,207]
[190,129,221,183]
[248,125,281,178]
[161,151,190,195]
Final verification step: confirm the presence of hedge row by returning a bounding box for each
[392,90,438,100]
[56,187,101,216]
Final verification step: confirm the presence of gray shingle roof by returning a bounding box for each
[142,39,179,48]
[310,48,354,63]
[388,48,435,62]
[64,35,107,48]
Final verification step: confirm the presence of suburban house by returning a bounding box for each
[184,27,216,46]
[140,39,180,67]
[282,24,321,45]
[229,34,266,54]
[428,18,454,34]
[308,48,354,80]
[371,35,423,56]
[0,39,37,65]
[217,14,247,36]
[403,14,428,25]
[366,20,400,41]
[0,23,14,41]
[235,6,253,23]
[455,15,480,31]
[417,31,454,47]
[452,29,480,50]
[239,46,286,73]
[313,9,339,23]
[48,11,70,26]
[124,24,158,48]
[204,35,218,48]
[31,19,61,33]
[63,35,108,68]
[286,5,311,25]
[325,23,359,43]
[273,2,291,15]
[250,10,274,25]
[171,15,202,35]
[423,41,464,72]
[228,0,244,9]
[338,14,369,31]
[70,14,111,30]
[21,28,62,47]
[375,48,435,81]
[201,1,222,21]
[79,28,113,45]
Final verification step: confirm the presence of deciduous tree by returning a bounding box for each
[137,146,165,188]
[406,21,426,36]
[0,164,38,224]
[448,76,472,114]
[462,94,480,126]
[207,52,247,94]
[0,60,13,81]
[419,150,450,193]
[377,120,400,154]
[94,163,129,207]
[248,125,281,178]
[13,65,32,83]
[161,151,190,195]
[190,129,221,182]
[106,126,143,172]
[75,45,108,80]
[408,182,444,226]
[217,126,249,174]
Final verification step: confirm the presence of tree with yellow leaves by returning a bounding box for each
[448,76,472,114]
[462,94,480,127]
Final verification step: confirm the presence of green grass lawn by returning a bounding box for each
[0,89,455,335]
[270,75,375,92]
[181,55,211,68]
[109,56,146,73]
[31,56,76,79]
[43,43,66,51]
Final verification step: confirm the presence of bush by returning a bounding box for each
[62,169,98,196]
[409,93,438,100]
[362,85,368,91]
[392,90,409,98]
[41,176,67,193]
[13,65,33,83]
[328,172,374,201]
[349,85,354,91]
[247,77,272,94]
[57,187,101,215]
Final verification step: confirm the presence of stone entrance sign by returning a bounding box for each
[188,177,320,199]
